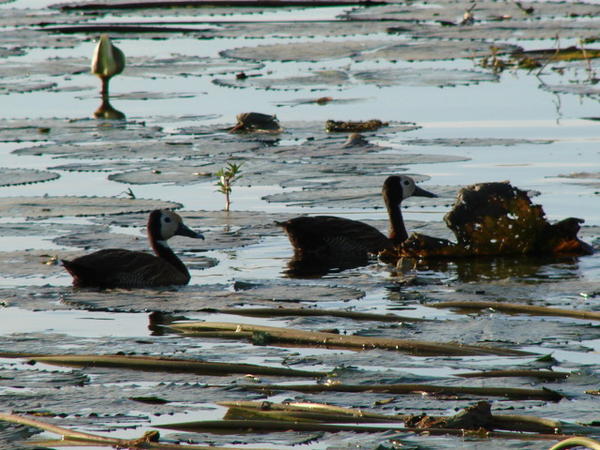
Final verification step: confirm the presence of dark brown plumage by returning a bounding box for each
[278,175,436,266]
[62,209,203,289]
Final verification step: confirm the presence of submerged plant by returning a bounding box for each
[215,162,243,211]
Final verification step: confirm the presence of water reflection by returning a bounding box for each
[415,255,581,282]
[94,97,125,120]
[283,255,369,278]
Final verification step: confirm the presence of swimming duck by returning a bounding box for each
[277,175,436,265]
[91,34,125,98]
[62,209,203,288]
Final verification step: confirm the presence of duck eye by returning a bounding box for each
[403,180,410,186]
[164,217,172,223]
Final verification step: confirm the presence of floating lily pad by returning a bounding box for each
[232,280,365,303]
[109,152,463,189]
[13,140,194,160]
[49,161,139,172]
[108,90,199,100]
[557,172,600,180]
[555,172,600,189]
[263,183,441,209]
[0,118,165,144]
[15,135,261,161]
[223,39,520,64]
[124,54,264,78]
[0,168,60,187]
[0,80,58,95]
[402,137,554,147]
[0,250,79,278]
[61,282,364,313]
[0,196,181,219]
[542,84,600,97]
[214,70,350,91]
[353,68,498,87]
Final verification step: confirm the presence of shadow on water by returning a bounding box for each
[416,255,583,283]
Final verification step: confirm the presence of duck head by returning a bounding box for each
[148,210,204,243]
[383,175,437,205]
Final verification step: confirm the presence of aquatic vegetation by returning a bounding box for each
[325,119,388,132]
[90,34,125,98]
[215,161,243,212]
[384,181,593,261]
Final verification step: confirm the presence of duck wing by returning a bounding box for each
[278,215,392,259]
[62,249,188,288]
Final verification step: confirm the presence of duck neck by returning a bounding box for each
[150,236,190,280]
[386,198,408,246]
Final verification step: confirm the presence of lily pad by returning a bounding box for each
[542,84,600,97]
[217,67,499,91]
[555,172,600,189]
[352,68,498,87]
[13,140,195,160]
[0,250,81,278]
[0,196,181,219]
[15,135,261,161]
[0,117,165,144]
[124,54,264,78]
[0,81,58,95]
[263,186,441,208]
[402,137,554,147]
[223,39,520,63]
[0,168,60,187]
[60,282,365,313]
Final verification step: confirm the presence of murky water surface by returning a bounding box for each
[0,0,599,448]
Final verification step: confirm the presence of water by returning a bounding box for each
[1,1,599,448]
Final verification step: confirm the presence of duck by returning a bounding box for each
[277,175,437,266]
[62,209,204,289]
[91,34,125,98]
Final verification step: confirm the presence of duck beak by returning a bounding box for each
[176,223,205,240]
[413,185,437,198]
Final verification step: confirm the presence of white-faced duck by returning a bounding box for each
[277,175,436,265]
[62,209,203,289]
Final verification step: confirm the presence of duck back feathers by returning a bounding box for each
[62,209,203,289]
[279,215,392,263]
[278,175,436,266]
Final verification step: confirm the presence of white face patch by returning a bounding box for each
[159,210,182,240]
[399,176,415,200]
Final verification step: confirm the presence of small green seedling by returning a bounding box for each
[215,162,243,211]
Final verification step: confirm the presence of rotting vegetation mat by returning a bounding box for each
[1,0,600,449]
